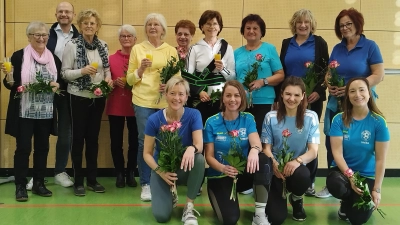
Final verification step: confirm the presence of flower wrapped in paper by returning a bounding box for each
[327,60,345,111]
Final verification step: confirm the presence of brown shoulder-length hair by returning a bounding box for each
[334,8,364,40]
[198,10,223,35]
[342,77,384,127]
[277,76,307,129]
[220,80,247,112]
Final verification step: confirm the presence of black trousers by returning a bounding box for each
[245,103,272,136]
[306,98,323,183]
[69,95,105,186]
[266,165,311,225]
[14,118,52,185]
[108,115,138,174]
[326,168,375,225]
[207,154,272,225]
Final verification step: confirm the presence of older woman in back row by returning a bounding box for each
[320,7,385,199]
[62,9,113,196]
[127,13,180,202]
[3,21,61,201]
[106,24,139,188]
[175,19,196,61]
[279,9,329,197]
[186,10,236,124]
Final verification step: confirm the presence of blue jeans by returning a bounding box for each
[133,104,158,186]
[54,95,72,175]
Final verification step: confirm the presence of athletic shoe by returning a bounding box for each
[181,202,200,225]
[140,184,151,201]
[315,186,332,198]
[252,213,270,225]
[289,194,307,221]
[54,172,74,187]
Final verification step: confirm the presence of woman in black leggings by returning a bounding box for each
[204,81,273,225]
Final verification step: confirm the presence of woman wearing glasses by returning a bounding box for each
[62,9,113,196]
[321,8,384,199]
[106,24,139,188]
[186,10,236,123]
[3,21,61,201]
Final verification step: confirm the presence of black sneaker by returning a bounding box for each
[304,187,315,197]
[289,194,307,221]
[338,201,348,221]
[87,182,105,193]
[74,185,86,196]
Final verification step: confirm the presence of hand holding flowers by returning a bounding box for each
[15,71,62,98]
[275,128,295,199]
[345,169,386,218]
[242,53,264,108]
[89,80,113,98]
[221,130,246,201]
[326,60,345,110]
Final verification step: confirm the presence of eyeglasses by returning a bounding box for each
[29,33,49,39]
[339,23,353,30]
[204,22,219,28]
[81,22,97,27]
[119,35,134,39]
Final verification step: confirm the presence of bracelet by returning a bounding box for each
[154,166,160,172]
[295,157,303,164]
[191,145,198,153]
[344,168,354,178]
[251,146,261,153]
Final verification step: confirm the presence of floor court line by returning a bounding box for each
[1,203,399,208]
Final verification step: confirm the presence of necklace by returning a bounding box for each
[245,41,262,51]
[222,112,240,134]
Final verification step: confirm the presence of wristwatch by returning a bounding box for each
[373,188,381,193]
[263,78,269,86]
[191,145,199,154]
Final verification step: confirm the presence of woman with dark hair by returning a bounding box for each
[319,7,384,199]
[326,77,389,224]
[62,9,113,196]
[261,76,320,224]
[3,21,61,201]
[175,20,196,60]
[235,14,284,134]
[279,8,329,197]
[186,10,235,124]
[204,80,273,225]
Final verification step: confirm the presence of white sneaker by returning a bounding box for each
[54,172,74,187]
[181,202,200,225]
[252,213,270,225]
[315,186,332,198]
[26,178,33,191]
[240,188,253,195]
[140,184,151,201]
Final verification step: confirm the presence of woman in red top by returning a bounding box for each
[106,24,138,188]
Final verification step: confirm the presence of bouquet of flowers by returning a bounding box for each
[192,89,222,108]
[156,56,185,104]
[327,60,345,111]
[345,170,386,218]
[276,128,294,199]
[222,130,247,201]
[89,80,113,98]
[302,61,318,97]
[242,53,264,108]
[14,71,62,99]
[156,121,186,203]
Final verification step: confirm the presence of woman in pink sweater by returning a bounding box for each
[106,24,138,188]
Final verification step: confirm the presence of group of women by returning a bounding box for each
[3,5,389,225]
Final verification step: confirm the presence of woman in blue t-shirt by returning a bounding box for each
[143,76,204,224]
[326,77,389,225]
[204,80,273,225]
[320,7,385,198]
[261,76,320,224]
